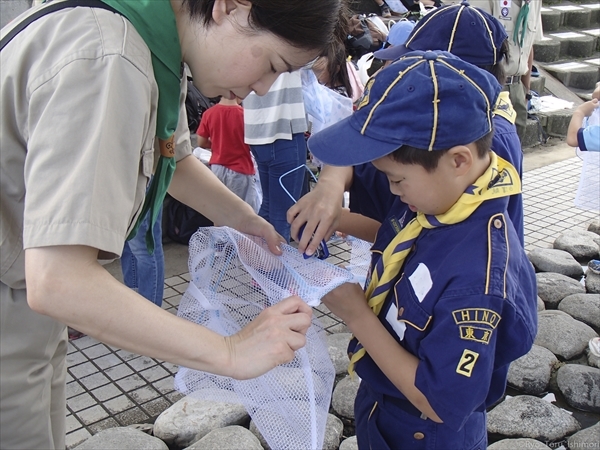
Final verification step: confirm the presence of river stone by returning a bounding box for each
[537,296,545,311]
[507,344,558,395]
[487,395,581,442]
[248,413,342,450]
[153,397,248,448]
[556,364,600,413]
[487,438,552,449]
[553,230,600,261]
[568,422,600,450]
[588,341,600,369]
[558,293,600,328]
[535,310,598,359]
[586,272,600,294]
[536,273,586,308]
[339,435,359,450]
[589,221,600,236]
[327,333,352,375]
[74,427,168,450]
[184,426,262,450]
[529,249,584,279]
[332,375,360,419]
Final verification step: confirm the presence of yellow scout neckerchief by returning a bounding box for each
[348,152,521,375]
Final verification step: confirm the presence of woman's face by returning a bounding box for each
[179,0,319,99]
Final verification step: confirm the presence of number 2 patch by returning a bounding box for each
[456,349,479,377]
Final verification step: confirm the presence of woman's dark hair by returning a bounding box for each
[389,130,494,172]
[479,39,509,85]
[183,0,348,52]
[321,36,353,98]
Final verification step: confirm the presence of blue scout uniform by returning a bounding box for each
[348,168,537,450]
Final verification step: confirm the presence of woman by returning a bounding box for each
[0,0,344,448]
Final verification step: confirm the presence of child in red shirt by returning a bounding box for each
[197,97,261,212]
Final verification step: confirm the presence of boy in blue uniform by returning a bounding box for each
[306,51,538,449]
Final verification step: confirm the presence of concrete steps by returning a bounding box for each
[521,1,600,147]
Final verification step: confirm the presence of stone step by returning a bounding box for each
[542,3,600,32]
[539,59,599,90]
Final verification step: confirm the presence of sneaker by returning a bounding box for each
[588,259,600,275]
[589,337,600,358]
[379,1,392,18]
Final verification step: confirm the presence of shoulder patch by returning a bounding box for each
[452,308,501,344]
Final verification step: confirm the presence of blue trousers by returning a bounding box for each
[250,133,306,243]
[354,383,487,450]
[121,207,164,306]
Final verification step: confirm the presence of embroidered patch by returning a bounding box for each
[357,77,375,111]
[452,308,501,344]
[456,349,479,377]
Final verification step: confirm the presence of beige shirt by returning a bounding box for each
[0,3,191,288]
[469,0,543,77]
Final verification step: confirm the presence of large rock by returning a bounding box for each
[74,427,168,450]
[558,293,600,328]
[327,333,352,375]
[339,435,359,450]
[331,375,360,419]
[249,413,343,450]
[487,395,581,442]
[153,397,249,448]
[183,426,262,450]
[568,422,600,450]
[537,296,545,312]
[553,230,600,261]
[556,364,600,413]
[535,310,598,359]
[529,249,584,279]
[507,344,558,395]
[487,438,552,449]
[586,272,600,294]
[536,273,586,308]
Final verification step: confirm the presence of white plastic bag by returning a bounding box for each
[575,108,600,211]
[301,69,353,136]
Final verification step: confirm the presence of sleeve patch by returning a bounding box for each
[456,349,479,377]
[452,308,501,344]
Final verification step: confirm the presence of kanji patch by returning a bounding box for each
[452,308,501,344]
[456,349,479,377]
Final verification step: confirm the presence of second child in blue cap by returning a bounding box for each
[293,51,538,449]
[374,0,525,245]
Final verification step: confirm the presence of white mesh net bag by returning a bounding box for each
[175,227,361,450]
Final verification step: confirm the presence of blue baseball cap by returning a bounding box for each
[307,50,501,167]
[386,20,416,46]
[373,1,508,66]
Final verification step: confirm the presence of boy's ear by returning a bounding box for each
[212,0,252,25]
[447,145,473,176]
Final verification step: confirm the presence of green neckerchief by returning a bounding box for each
[101,0,182,253]
[513,0,530,47]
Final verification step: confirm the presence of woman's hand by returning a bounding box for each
[224,296,313,379]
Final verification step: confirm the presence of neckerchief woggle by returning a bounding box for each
[101,0,182,254]
[347,152,521,376]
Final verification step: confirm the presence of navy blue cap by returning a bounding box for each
[374,1,508,66]
[307,50,501,167]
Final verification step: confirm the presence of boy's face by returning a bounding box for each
[371,154,461,216]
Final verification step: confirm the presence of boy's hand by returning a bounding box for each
[576,98,599,117]
[321,282,370,325]
[287,186,343,255]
